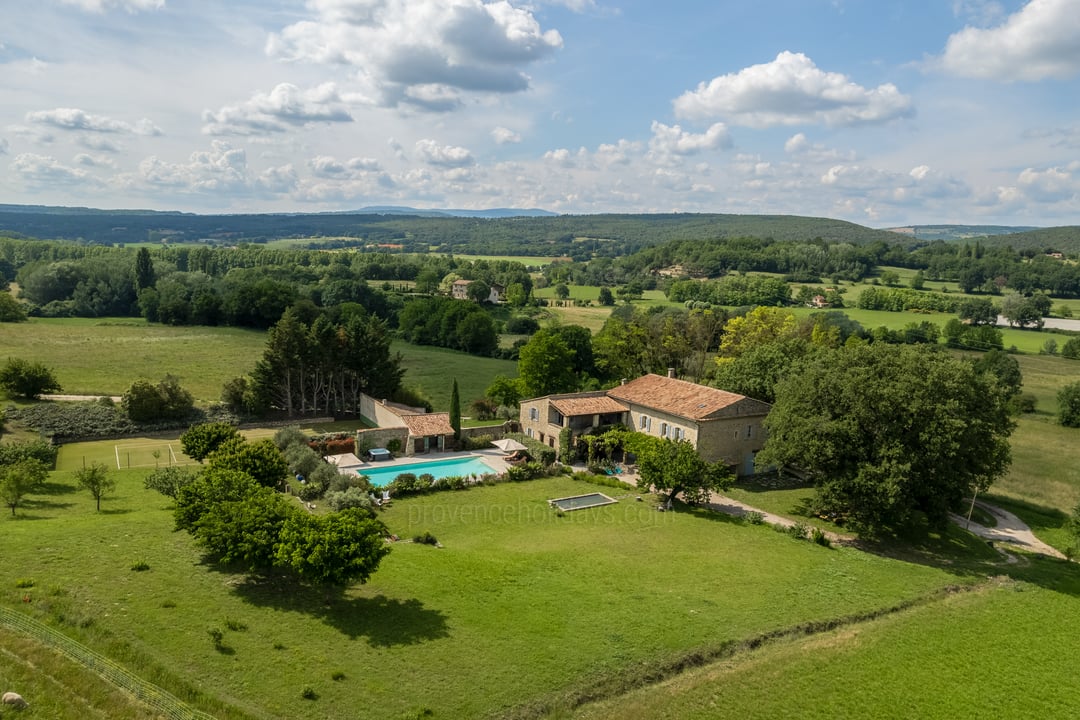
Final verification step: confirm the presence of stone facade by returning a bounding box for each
[519,374,770,476]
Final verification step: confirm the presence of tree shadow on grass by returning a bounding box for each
[228,574,450,648]
[35,481,78,496]
[853,514,1080,599]
[22,497,75,512]
[99,507,133,515]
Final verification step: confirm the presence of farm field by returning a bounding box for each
[569,573,1080,720]
[0,318,516,412]
[0,318,267,401]
[1,472,969,720]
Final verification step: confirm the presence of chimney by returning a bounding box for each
[667,368,675,378]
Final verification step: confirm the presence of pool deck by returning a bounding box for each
[347,449,513,477]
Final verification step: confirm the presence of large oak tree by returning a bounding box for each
[758,344,1014,534]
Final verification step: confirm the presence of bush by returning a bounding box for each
[787,522,809,540]
[224,618,247,632]
[325,487,373,512]
[14,578,34,589]
[0,439,58,469]
[130,561,150,572]
[505,462,544,482]
[0,357,61,399]
[144,467,196,502]
[744,511,765,525]
[1009,393,1037,415]
[331,671,346,682]
[413,531,439,546]
[298,482,322,501]
[386,438,402,453]
[301,687,317,700]
[123,375,194,422]
[810,528,831,547]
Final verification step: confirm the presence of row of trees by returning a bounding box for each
[243,309,403,416]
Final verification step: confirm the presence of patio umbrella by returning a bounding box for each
[491,438,527,452]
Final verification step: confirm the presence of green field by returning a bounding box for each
[1,472,971,719]
[0,318,268,401]
[0,318,516,412]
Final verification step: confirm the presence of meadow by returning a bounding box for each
[0,473,967,719]
[0,318,515,412]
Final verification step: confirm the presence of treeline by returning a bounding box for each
[1,239,533,338]
[0,209,905,257]
[666,275,791,307]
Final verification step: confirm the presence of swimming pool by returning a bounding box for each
[356,455,498,487]
[549,493,617,512]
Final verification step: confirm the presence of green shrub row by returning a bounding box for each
[5,401,238,441]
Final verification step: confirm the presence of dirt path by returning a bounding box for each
[704,492,854,544]
[950,500,1065,559]
[41,394,123,403]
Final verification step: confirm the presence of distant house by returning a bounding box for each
[1047,252,1065,260]
[519,371,771,476]
[809,294,829,308]
[451,279,505,303]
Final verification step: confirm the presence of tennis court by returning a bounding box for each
[112,440,196,469]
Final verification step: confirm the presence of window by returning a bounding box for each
[746,424,753,439]
[529,407,539,421]
[673,427,683,440]
[660,422,668,438]
[640,415,648,429]
[526,428,533,438]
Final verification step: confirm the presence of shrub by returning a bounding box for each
[301,687,317,700]
[14,578,34,589]
[161,599,177,608]
[273,425,309,451]
[0,439,58,469]
[123,375,194,422]
[810,528,831,547]
[130,561,150,572]
[298,482,322,501]
[208,628,224,646]
[386,438,402,453]
[0,357,61,399]
[325,487,373,512]
[331,671,346,681]
[744,511,765,525]
[1009,393,1037,415]
[224,618,247,632]
[787,522,809,540]
[505,462,543,482]
[413,532,439,546]
[144,466,197,500]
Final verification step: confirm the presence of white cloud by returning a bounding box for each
[138,141,250,194]
[10,152,95,186]
[202,83,353,136]
[77,135,123,153]
[492,126,522,144]
[0,138,8,156]
[56,0,164,12]
[674,51,913,127]
[73,152,115,168]
[309,154,382,178]
[415,139,474,167]
[256,164,299,195]
[1016,164,1079,202]
[941,0,1080,81]
[648,121,731,161]
[266,0,563,110]
[26,108,161,135]
[784,133,857,163]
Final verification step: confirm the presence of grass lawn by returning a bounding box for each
[392,340,517,411]
[569,572,1080,720]
[0,318,267,401]
[1,472,968,720]
[0,318,515,413]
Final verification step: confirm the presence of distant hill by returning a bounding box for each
[347,206,559,218]
[975,226,1080,254]
[0,205,908,254]
[883,224,1040,241]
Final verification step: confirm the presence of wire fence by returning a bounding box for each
[0,607,216,720]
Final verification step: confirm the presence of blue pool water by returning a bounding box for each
[356,456,498,487]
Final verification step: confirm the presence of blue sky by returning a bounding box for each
[2,0,1079,226]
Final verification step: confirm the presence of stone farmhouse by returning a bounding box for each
[451,279,505,303]
[519,372,771,476]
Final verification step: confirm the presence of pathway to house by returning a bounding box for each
[949,500,1065,559]
[615,469,1062,558]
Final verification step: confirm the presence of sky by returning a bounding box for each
[2,0,1080,227]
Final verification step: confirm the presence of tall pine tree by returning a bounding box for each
[449,378,461,442]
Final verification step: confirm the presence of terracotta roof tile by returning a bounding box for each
[551,396,628,416]
[607,374,769,421]
[401,413,455,436]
